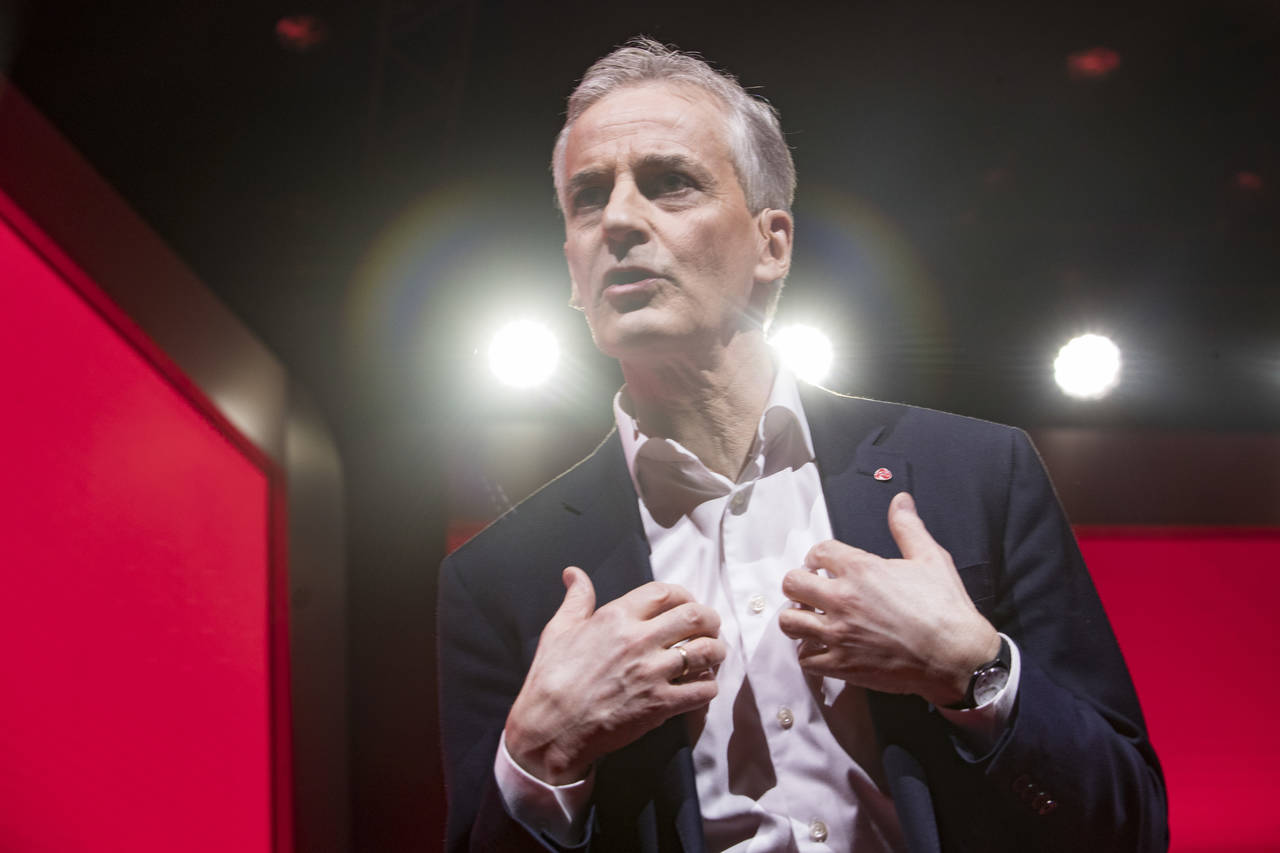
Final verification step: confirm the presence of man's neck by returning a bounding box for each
[620,333,776,481]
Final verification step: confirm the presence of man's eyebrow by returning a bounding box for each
[565,168,610,200]
[634,153,712,180]
[565,154,715,200]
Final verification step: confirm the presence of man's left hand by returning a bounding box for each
[778,491,1000,707]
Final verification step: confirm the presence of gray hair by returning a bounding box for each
[552,37,796,215]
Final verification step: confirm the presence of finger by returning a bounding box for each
[777,606,827,642]
[780,568,836,611]
[673,635,727,675]
[663,674,719,716]
[887,491,941,561]
[624,581,696,619]
[549,566,596,624]
[798,635,832,657]
[651,601,720,646]
[796,647,842,679]
[803,539,870,577]
[661,637,727,685]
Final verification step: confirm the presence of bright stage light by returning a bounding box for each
[1054,334,1121,399]
[770,324,834,385]
[488,320,559,388]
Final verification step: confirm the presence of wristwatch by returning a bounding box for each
[946,635,1011,710]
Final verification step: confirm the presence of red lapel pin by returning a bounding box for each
[873,467,893,481]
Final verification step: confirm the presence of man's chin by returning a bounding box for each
[590,318,689,364]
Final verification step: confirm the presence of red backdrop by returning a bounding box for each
[0,208,284,851]
[1079,529,1280,852]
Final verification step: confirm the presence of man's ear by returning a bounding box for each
[566,241,585,310]
[753,208,793,286]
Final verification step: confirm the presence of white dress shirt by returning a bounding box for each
[496,369,1020,850]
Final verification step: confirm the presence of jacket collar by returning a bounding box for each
[799,384,914,560]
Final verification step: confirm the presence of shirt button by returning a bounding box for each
[748,593,767,614]
[729,491,747,512]
[809,819,828,842]
[777,707,794,729]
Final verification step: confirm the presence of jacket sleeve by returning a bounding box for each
[437,553,594,853]
[956,428,1169,851]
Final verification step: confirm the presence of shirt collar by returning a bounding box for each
[612,368,817,519]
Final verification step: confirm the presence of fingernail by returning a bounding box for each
[895,492,916,513]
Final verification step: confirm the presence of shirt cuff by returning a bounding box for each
[935,633,1022,755]
[494,730,595,847]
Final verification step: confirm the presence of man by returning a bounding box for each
[438,38,1167,852]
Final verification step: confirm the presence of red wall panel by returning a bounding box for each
[1080,529,1280,853]
[0,214,278,850]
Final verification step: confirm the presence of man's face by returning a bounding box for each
[559,82,788,364]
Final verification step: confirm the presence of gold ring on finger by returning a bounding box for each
[671,643,690,681]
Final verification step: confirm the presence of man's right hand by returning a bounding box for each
[503,566,726,784]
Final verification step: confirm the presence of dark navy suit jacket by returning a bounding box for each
[438,387,1169,852]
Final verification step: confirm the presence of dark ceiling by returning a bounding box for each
[6,3,1279,848]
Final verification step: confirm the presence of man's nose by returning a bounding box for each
[601,182,650,259]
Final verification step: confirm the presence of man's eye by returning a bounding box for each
[573,187,608,210]
[657,173,693,194]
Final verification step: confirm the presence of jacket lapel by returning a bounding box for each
[799,387,941,853]
[555,430,654,606]
[561,431,704,853]
[799,385,913,558]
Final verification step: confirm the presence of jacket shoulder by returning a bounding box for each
[442,428,630,570]
[801,384,1026,451]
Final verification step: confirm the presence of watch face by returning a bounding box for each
[972,665,1010,707]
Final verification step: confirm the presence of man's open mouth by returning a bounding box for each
[605,267,661,287]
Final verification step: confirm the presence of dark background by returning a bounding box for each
[6,1,1278,849]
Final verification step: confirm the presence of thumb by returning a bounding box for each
[553,566,596,622]
[887,491,939,561]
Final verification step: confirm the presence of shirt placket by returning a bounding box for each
[719,457,837,850]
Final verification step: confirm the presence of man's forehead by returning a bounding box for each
[563,82,734,173]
